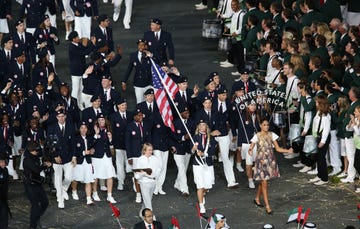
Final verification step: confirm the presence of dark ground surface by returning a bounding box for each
[6,0,360,228]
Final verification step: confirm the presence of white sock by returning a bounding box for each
[107,193,112,197]
[136,192,141,197]
[248,178,253,182]
[86,196,91,201]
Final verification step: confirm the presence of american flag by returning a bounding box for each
[151,59,179,131]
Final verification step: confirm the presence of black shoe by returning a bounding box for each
[254,199,264,207]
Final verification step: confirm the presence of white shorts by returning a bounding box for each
[92,155,116,179]
[73,161,95,183]
[193,164,214,190]
[0,19,9,33]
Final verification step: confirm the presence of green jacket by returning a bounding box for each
[312,46,330,69]
[259,53,269,77]
[242,26,259,53]
[308,69,322,84]
[336,110,347,138]
[327,92,341,130]
[319,0,342,23]
[300,10,326,28]
[343,100,360,138]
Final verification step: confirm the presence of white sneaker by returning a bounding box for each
[337,172,347,178]
[309,176,321,183]
[285,153,299,159]
[231,71,241,76]
[292,162,305,168]
[86,197,94,205]
[199,203,206,214]
[135,193,142,203]
[158,189,166,195]
[65,31,70,41]
[329,167,341,176]
[220,62,234,68]
[100,185,108,192]
[314,180,328,186]
[153,190,159,195]
[103,0,108,3]
[12,173,19,180]
[236,164,244,172]
[72,191,79,200]
[220,60,230,65]
[124,23,130,30]
[92,192,101,201]
[341,177,354,183]
[195,3,208,10]
[113,12,120,22]
[355,188,360,193]
[107,195,117,204]
[195,2,203,7]
[307,168,318,175]
[63,190,69,200]
[299,166,312,173]
[117,184,124,191]
[58,201,64,209]
[248,180,255,189]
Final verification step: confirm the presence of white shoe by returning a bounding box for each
[329,167,341,176]
[299,166,312,173]
[158,189,166,195]
[220,60,230,65]
[309,176,321,183]
[100,185,108,192]
[103,0,108,3]
[153,190,159,195]
[307,168,318,175]
[12,173,19,180]
[199,203,206,214]
[124,23,130,29]
[341,177,354,183]
[117,184,124,191]
[236,164,244,172]
[72,191,79,200]
[86,199,94,205]
[58,201,64,209]
[92,192,101,201]
[292,162,305,168]
[337,172,347,178]
[113,12,120,22]
[195,3,208,10]
[285,153,299,159]
[231,71,241,76]
[107,196,117,204]
[135,193,142,203]
[65,31,70,41]
[220,62,234,68]
[195,2,203,7]
[355,188,360,193]
[248,180,255,189]
[314,180,328,186]
[63,190,69,200]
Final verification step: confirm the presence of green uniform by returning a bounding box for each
[312,46,330,69]
[327,92,341,130]
[319,0,342,23]
[308,69,322,84]
[300,10,326,29]
[343,100,360,138]
[242,25,259,53]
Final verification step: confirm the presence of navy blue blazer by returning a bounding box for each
[68,42,95,76]
[70,0,99,17]
[122,51,152,87]
[169,117,196,155]
[125,121,151,159]
[109,111,132,150]
[93,128,113,158]
[19,0,46,28]
[194,108,219,131]
[82,63,103,95]
[212,99,231,136]
[143,30,174,65]
[21,127,45,150]
[96,88,121,117]
[5,103,26,133]
[136,101,158,124]
[44,0,57,15]
[26,92,52,118]
[91,26,114,52]
[0,125,14,154]
[33,26,59,55]
[7,61,32,92]
[72,135,94,164]
[191,133,216,166]
[11,31,37,65]
[151,113,170,151]
[31,61,61,87]
[47,121,76,164]
[230,80,257,96]
[236,112,260,144]
[81,107,100,126]
[0,0,11,18]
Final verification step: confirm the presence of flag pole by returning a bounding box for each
[150,58,195,145]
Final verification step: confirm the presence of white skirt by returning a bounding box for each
[73,161,94,183]
[92,155,116,179]
[0,19,9,33]
[193,164,214,190]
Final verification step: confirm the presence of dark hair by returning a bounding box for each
[315,77,328,90]
[284,61,294,70]
[271,2,282,13]
[259,117,269,124]
[259,0,270,10]
[248,14,259,26]
[282,8,292,19]
[142,208,152,217]
[316,94,330,115]
[266,40,278,51]
[350,86,360,100]
[310,55,322,68]
[304,0,315,9]
[315,34,326,47]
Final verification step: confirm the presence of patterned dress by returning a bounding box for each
[251,132,280,181]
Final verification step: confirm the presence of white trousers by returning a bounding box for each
[347,12,360,26]
[71,75,83,108]
[139,181,156,213]
[115,149,127,185]
[215,135,236,186]
[113,0,133,25]
[74,16,91,39]
[134,85,151,104]
[6,156,18,178]
[345,137,356,181]
[328,130,342,168]
[13,135,22,156]
[153,150,168,192]
[62,0,75,22]
[53,162,73,202]
[173,153,191,193]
